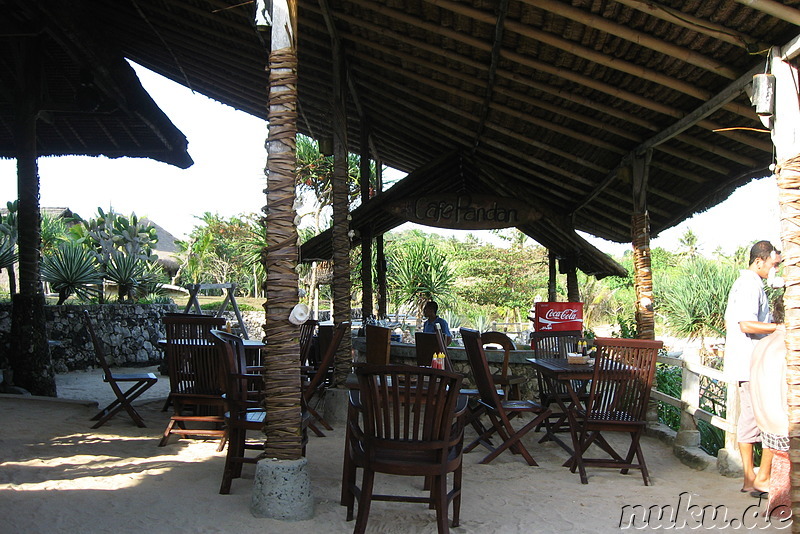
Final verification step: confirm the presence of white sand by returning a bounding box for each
[0,368,791,533]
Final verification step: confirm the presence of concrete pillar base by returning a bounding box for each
[250,456,313,520]
[717,447,743,478]
[322,386,351,427]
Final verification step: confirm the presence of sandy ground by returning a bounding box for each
[0,366,792,533]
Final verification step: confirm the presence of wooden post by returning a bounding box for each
[375,161,388,319]
[359,127,373,323]
[548,250,557,301]
[330,36,352,387]
[629,151,655,340]
[564,258,579,302]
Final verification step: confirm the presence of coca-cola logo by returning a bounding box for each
[543,309,579,321]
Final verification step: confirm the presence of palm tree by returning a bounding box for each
[386,238,456,328]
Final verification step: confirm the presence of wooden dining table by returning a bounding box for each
[527,357,594,457]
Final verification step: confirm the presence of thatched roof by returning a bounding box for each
[14,0,797,274]
[0,1,192,168]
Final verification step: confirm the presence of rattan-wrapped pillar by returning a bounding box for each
[252,0,313,521]
[770,46,800,524]
[629,152,654,340]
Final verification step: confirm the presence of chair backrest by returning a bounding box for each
[586,337,663,422]
[481,331,516,378]
[163,314,227,396]
[415,332,441,367]
[365,324,392,365]
[82,310,114,382]
[460,328,504,410]
[299,319,319,367]
[210,329,252,415]
[530,330,582,358]
[304,321,349,401]
[355,364,464,458]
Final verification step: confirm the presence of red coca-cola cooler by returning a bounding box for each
[533,302,583,332]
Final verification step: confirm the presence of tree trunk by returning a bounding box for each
[9,36,55,397]
[262,13,302,460]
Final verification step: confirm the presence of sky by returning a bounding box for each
[0,63,782,257]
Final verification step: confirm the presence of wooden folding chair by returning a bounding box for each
[460,327,551,465]
[82,310,158,429]
[567,337,663,485]
[482,331,526,400]
[303,321,349,436]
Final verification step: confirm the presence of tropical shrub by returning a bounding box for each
[659,257,738,340]
[40,243,102,304]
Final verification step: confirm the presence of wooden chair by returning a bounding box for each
[342,364,467,534]
[159,315,228,448]
[299,319,319,384]
[460,327,552,465]
[82,310,158,429]
[567,337,663,485]
[364,324,391,365]
[482,331,526,400]
[414,331,442,367]
[303,321,349,436]
[530,330,583,434]
[210,329,267,493]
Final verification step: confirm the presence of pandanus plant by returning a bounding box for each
[40,243,102,304]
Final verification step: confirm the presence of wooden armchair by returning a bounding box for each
[567,337,663,485]
[460,327,551,465]
[342,364,467,534]
[159,315,228,449]
[210,329,269,494]
[82,310,158,429]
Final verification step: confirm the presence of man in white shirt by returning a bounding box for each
[723,240,781,494]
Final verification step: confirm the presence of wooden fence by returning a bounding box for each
[650,347,738,460]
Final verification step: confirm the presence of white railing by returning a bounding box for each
[650,348,737,457]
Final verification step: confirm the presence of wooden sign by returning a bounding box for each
[387,194,540,230]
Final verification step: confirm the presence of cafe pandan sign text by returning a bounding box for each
[387,194,541,230]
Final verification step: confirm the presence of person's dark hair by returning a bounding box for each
[425,301,439,315]
[772,293,785,324]
[749,240,779,265]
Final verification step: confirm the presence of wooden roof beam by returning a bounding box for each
[470,0,509,152]
[350,49,734,176]
[315,6,767,150]
[733,0,800,26]
[495,0,739,78]
[316,0,380,162]
[350,57,730,187]
[573,59,767,214]
[614,0,770,51]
